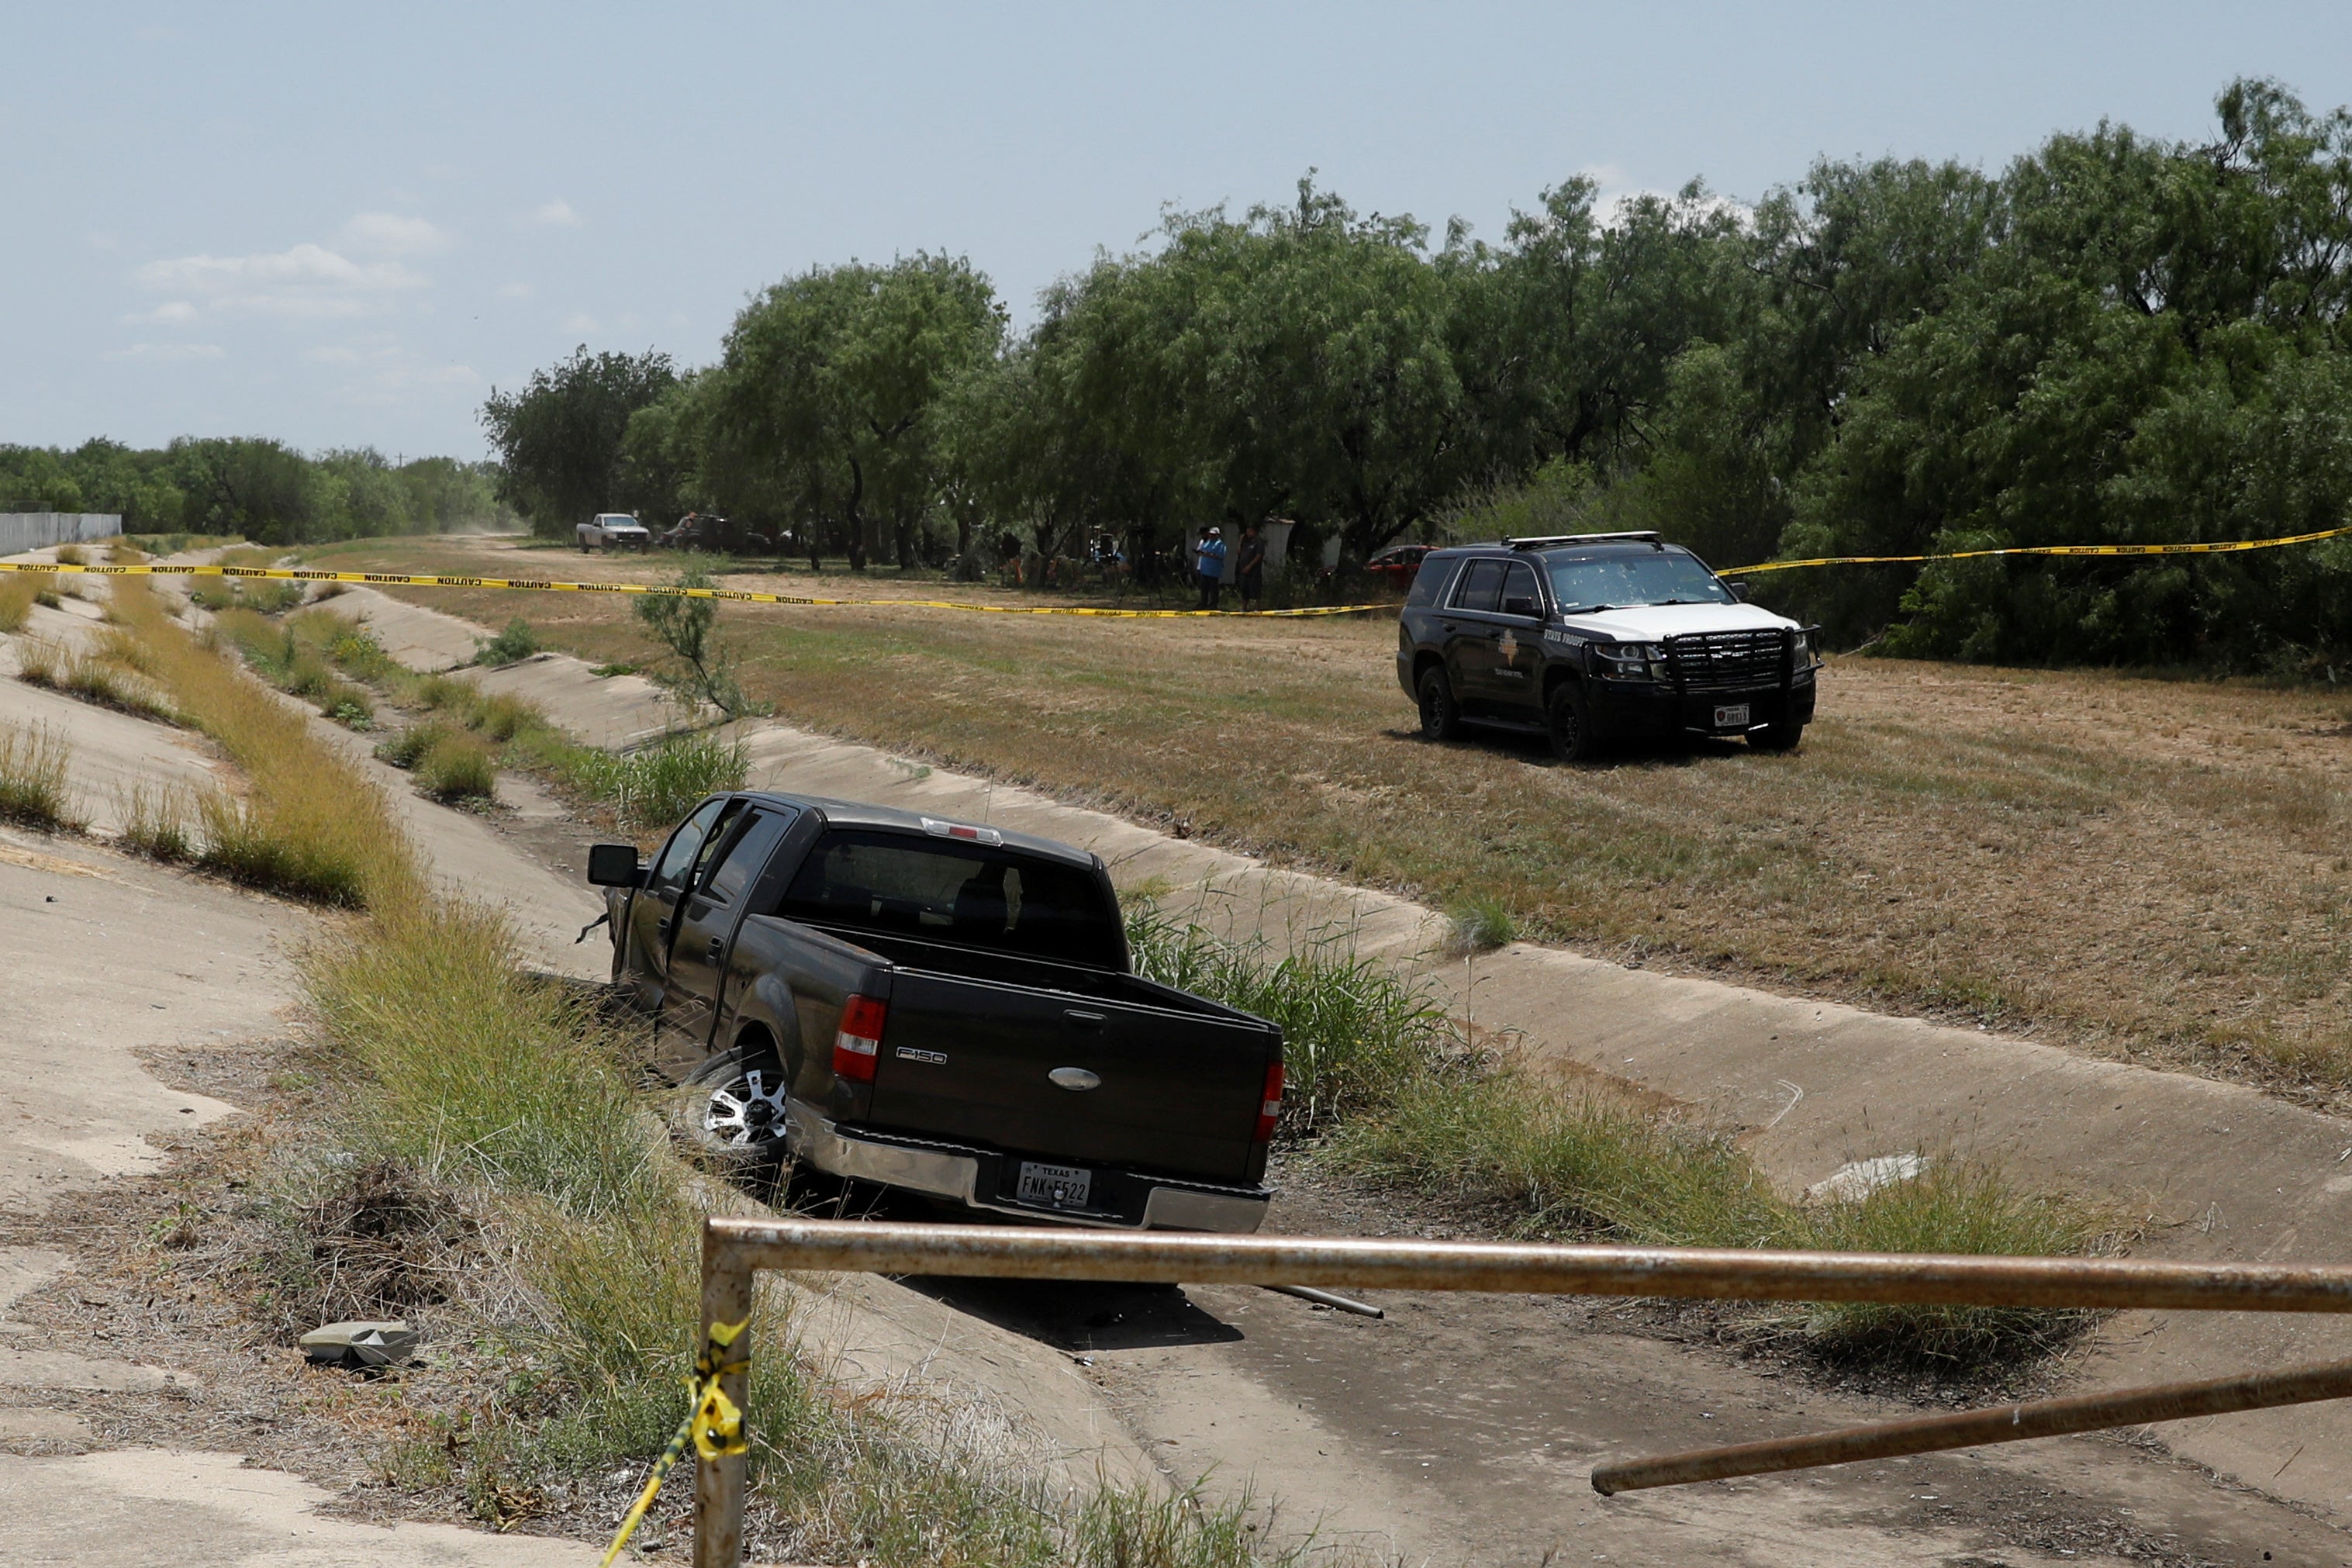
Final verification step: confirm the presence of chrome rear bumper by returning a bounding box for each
[785,1098,1269,1234]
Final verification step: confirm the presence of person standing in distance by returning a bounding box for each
[1236,523,1266,612]
[1195,527,1228,611]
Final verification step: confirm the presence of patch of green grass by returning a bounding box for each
[113,781,196,862]
[413,730,499,803]
[544,730,749,830]
[0,718,78,831]
[375,720,454,770]
[1444,893,1516,955]
[474,617,540,666]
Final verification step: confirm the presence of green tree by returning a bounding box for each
[480,346,677,538]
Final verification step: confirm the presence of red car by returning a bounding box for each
[1367,543,1435,589]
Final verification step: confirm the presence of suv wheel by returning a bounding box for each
[1417,667,1462,741]
[1751,720,1805,753]
[1547,683,1597,762]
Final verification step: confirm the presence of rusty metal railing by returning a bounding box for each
[692,1217,2352,1566]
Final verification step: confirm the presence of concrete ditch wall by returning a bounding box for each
[0,514,122,554]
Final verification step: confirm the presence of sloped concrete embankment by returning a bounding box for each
[263,582,2352,1521]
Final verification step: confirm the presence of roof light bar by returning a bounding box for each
[1504,531,1664,550]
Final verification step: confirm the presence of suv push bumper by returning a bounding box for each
[1587,678,1815,741]
[785,1097,1272,1234]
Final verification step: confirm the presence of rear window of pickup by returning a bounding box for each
[775,829,1123,969]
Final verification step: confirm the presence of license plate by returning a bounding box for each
[1017,1161,1093,1210]
[1713,703,1751,729]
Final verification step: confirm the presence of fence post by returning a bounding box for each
[695,1225,753,1568]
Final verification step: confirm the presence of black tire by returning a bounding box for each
[682,1044,793,1162]
[1751,720,1805,753]
[1416,666,1462,741]
[1546,682,1598,763]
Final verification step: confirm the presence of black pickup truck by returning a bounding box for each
[586,792,1282,1232]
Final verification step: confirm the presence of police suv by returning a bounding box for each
[1397,533,1820,761]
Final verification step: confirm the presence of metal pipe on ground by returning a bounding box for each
[1590,1356,2352,1495]
[1264,1283,1384,1318]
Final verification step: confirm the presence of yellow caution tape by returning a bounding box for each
[597,1316,750,1568]
[1718,524,2352,575]
[0,560,1383,618]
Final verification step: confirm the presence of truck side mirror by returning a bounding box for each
[1726,580,1753,603]
[587,843,645,887]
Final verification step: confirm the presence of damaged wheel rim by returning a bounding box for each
[704,1067,789,1148]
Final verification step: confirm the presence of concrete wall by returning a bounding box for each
[0,514,123,556]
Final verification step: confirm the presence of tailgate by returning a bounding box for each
[864,970,1273,1184]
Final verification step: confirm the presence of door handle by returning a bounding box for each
[656,916,672,940]
[1065,1010,1107,1030]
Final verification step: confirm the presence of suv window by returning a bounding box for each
[1499,561,1543,618]
[776,830,1123,969]
[1404,557,1459,609]
[1452,559,1506,612]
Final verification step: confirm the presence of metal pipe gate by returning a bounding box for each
[692,1217,2352,1566]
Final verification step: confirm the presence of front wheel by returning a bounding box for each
[1416,667,1463,741]
[1751,720,1806,753]
[682,1047,793,1162]
[1547,682,1598,763]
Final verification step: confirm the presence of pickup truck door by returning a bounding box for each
[658,805,796,1073]
[624,796,728,1014]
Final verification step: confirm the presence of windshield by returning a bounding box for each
[1542,548,1733,613]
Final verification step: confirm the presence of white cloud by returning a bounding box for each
[338,212,453,257]
[135,241,428,320]
[530,198,582,227]
[497,281,535,299]
[124,301,202,326]
[561,313,600,333]
[105,342,225,361]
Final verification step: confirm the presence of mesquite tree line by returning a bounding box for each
[483,79,2352,668]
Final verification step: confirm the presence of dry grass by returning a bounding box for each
[0,717,78,830]
[107,578,413,906]
[52,543,87,566]
[305,533,2352,1104]
[0,572,37,633]
[113,779,198,862]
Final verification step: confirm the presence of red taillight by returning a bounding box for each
[832,993,887,1084]
[1254,1059,1284,1143]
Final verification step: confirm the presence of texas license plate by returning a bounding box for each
[1017,1161,1093,1210]
[1713,703,1751,729]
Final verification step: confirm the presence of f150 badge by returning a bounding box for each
[896,1047,948,1065]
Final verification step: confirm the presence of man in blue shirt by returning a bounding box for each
[1195,527,1227,611]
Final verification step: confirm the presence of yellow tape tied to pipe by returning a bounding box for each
[0,560,1384,617]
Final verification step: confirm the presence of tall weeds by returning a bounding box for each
[107,579,411,906]
[1129,900,2119,1369]
[0,718,77,830]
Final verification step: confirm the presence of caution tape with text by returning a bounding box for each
[1716,523,2352,576]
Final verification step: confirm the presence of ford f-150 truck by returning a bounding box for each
[586,793,1283,1231]
[1398,532,1822,761]
[577,513,651,552]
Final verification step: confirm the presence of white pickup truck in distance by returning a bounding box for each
[576,513,651,552]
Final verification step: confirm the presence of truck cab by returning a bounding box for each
[577,513,651,552]
[1397,532,1820,760]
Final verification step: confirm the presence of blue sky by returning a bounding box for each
[5,2,2347,460]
